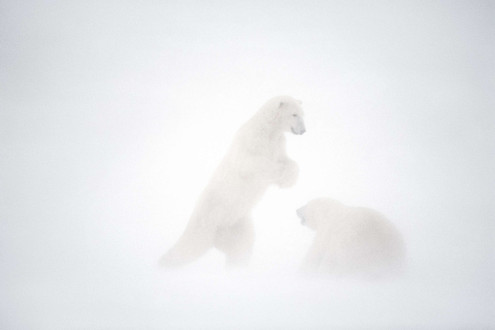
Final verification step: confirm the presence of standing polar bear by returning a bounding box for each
[297,198,405,279]
[160,96,305,268]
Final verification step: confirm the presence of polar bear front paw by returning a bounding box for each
[277,160,299,188]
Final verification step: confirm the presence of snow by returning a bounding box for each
[1,0,494,328]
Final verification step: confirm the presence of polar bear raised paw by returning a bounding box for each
[277,159,299,188]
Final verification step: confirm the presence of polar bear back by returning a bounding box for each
[320,207,405,276]
[299,198,406,278]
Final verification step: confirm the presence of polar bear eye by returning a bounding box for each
[292,114,298,117]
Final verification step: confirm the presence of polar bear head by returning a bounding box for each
[260,96,306,135]
[296,198,346,230]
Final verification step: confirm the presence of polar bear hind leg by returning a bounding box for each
[159,221,215,268]
[214,219,254,267]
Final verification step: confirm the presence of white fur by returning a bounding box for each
[297,198,406,279]
[160,96,305,268]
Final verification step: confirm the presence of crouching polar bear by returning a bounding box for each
[297,198,405,279]
[160,96,305,268]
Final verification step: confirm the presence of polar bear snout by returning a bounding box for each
[291,117,306,135]
[291,126,306,135]
[296,207,305,224]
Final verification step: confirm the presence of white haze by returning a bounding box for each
[1,0,494,328]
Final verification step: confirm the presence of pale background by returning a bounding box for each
[1,0,494,328]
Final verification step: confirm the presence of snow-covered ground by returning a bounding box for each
[1,1,494,328]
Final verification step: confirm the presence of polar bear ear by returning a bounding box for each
[297,100,302,105]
